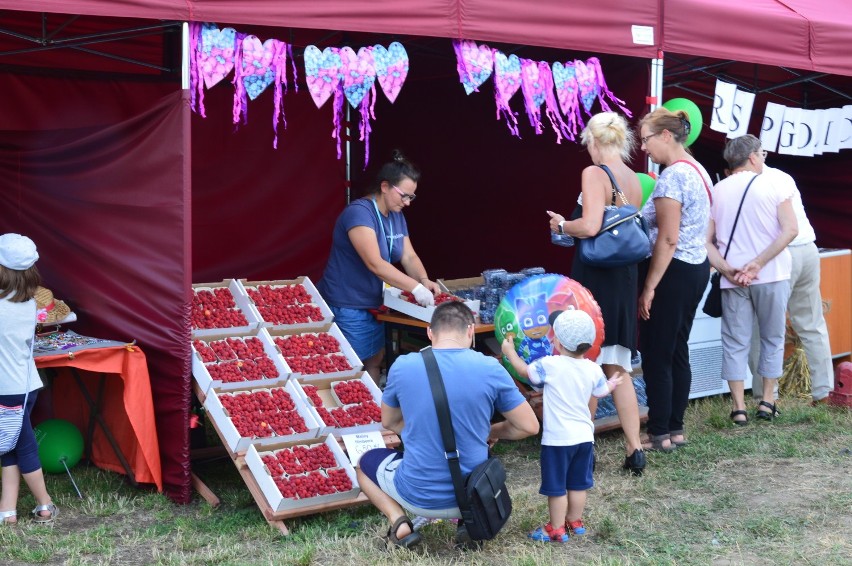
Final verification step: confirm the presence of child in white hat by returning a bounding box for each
[502,308,620,543]
[0,233,58,525]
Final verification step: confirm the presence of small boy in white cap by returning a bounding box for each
[502,308,620,543]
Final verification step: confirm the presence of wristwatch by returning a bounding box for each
[558,221,565,235]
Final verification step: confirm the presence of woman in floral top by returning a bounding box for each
[636,108,712,452]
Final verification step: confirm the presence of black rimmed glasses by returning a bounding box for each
[392,185,417,202]
[640,132,661,145]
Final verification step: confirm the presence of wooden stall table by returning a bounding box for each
[34,331,162,491]
[376,310,647,433]
[375,309,495,367]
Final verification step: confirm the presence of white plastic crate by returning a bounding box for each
[191,328,292,397]
[293,372,384,436]
[241,276,333,332]
[245,435,360,512]
[383,287,480,323]
[266,323,362,380]
[191,279,262,339]
[203,381,321,453]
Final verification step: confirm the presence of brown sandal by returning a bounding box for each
[386,516,422,549]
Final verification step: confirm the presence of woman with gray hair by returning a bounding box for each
[706,134,797,424]
[546,112,646,475]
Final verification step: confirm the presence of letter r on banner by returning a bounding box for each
[711,80,737,134]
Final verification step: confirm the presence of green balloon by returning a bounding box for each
[662,98,703,147]
[636,173,656,206]
[34,419,84,474]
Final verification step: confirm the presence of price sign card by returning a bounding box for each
[341,431,386,466]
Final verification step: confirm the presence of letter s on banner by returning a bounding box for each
[727,89,755,139]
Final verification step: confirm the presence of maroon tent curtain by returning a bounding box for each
[0,86,192,503]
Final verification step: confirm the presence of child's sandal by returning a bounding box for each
[529,522,569,543]
[1,510,17,525]
[32,503,58,524]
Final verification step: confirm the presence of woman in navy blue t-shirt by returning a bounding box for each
[317,150,440,383]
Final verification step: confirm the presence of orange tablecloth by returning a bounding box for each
[35,345,163,491]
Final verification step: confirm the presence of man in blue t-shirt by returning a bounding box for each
[357,302,539,549]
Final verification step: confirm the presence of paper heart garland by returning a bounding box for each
[574,59,600,114]
[520,59,571,143]
[232,34,290,148]
[520,58,547,134]
[240,36,283,101]
[373,42,409,103]
[199,23,236,89]
[304,45,342,109]
[453,39,494,95]
[552,61,582,135]
[551,61,578,116]
[340,46,377,109]
[493,51,522,137]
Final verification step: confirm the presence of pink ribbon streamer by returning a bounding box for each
[588,57,632,118]
[231,32,248,126]
[271,41,289,149]
[189,22,205,116]
[540,64,572,143]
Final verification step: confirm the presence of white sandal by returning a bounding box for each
[0,509,17,524]
[32,503,58,524]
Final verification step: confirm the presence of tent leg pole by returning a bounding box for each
[181,22,190,90]
[649,54,664,175]
[345,104,351,204]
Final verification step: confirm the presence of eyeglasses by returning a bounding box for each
[758,149,768,159]
[392,185,417,202]
[640,132,661,145]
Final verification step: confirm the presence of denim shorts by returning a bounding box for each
[328,305,384,361]
[359,448,461,519]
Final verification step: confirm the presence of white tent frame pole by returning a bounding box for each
[181,23,189,90]
[345,104,352,204]
[648,53,664,175]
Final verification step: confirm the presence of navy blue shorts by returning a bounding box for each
[0,390,42,473]
[539,442,594,495]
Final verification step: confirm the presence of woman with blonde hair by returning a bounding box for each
[636,108,712,451]
[0,233,58,524]
[547,112,646,475]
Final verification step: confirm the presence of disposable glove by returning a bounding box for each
[411,283,435,307]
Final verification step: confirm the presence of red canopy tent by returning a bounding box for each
[1,0,850,503]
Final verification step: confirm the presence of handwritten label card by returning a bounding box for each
[341,431,386,466]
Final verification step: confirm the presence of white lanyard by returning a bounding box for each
[371,197,394,260]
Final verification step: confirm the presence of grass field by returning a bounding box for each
[2,395,851,566]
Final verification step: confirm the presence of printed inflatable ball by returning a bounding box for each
[34,419,84,474]
[495,273,604,385]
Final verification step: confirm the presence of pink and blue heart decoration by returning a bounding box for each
[200,23,236,89]
[189,22,237,117]
[520,59,571,144]
[452,39,632,142]
[552,61,582,135]
[453,39,494,95]
[339,46,379,166]
[373,42,409,103]
[232,35,290,148]
[574,57,631,118]
[493,51,522,137]
[304,45,342,109]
